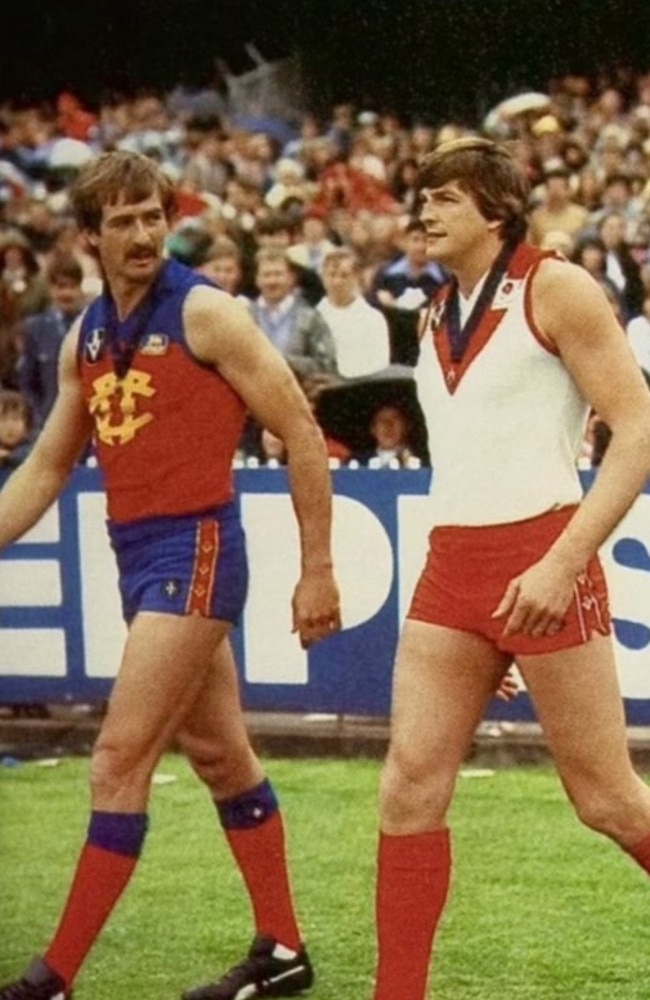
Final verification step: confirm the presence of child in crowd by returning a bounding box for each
[356,401,417,468]
[0,390,34,468]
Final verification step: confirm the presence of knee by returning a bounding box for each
[380,743,454,832]
[571,791,612,835]
[181,734,257,797]
[186,744,231,788]
[569,780,648,842]
[90,738,151,800]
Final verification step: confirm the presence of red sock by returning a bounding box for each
[373,828,451,1000]
[626,829,650,873]
[225,811,301,950]
[44,844,139,986]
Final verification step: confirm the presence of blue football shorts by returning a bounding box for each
[107,501,249,626]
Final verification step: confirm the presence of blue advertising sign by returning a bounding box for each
[0,467,649,723]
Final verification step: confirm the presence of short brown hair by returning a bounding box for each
[46,253,84,286]
[204,236,243,264]
[0,390,33,430]
[417,137,530,243]
[69,150,177,233]
[254,246,294,273]
[321,247,360,273]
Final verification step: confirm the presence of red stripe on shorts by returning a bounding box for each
[186,517,220,616]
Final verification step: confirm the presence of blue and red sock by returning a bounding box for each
[217,778,301,951]
[45,811,148,987]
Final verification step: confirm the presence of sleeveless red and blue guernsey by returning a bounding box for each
[77,259,247,523]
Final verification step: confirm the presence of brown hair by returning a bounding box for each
[254,246,295,273]
[417,137,530,243]
[321,247,360,273]
[69,150,177,233]
[46,253,84,286]
[204,236,243,264]
[0,389,33,430]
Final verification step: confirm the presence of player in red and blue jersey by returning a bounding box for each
[0,151,341,1000]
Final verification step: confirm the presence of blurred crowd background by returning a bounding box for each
[3,52,650,470]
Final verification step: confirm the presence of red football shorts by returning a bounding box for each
[407,506,611,656]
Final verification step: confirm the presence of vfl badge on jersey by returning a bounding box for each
[85,328,107,364]
[139,333,169,356]
[492,277,522,309]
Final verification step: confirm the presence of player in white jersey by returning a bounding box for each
[372,137,650,1000]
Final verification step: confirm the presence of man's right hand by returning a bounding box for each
[291,567,341,648]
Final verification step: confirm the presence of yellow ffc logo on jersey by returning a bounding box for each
[89,369,156,446]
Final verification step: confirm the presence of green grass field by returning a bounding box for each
[2,753,650,999]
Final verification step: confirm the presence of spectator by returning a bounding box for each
[220,175,264,234]
[255,408,352,468]
[177,117,233,199]
[573,165,605,213]
[368,217,447,311]
[286,205,338,276]
[195,236,246,298]
[16,195,61,260]
[247,247,337,382]
[590,171,646,238]
[317,247,390,379]
[18,254,86,428]
[354,401,418,468]
[264,157,311,211]
[0,388,34,468]
[0,231,50,319]
[388,156,421,213]
[367,218,448,367]
[310,146,401,218]
[253,213,324,305]
[597,210,646,319]
[572,234,625,314]
[527,164,590,246]
[41,217,103,299]
[0,299,23,391]
[242,247,337,458]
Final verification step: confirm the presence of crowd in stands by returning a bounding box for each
[3,67,650,469]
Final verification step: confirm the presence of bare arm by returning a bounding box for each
[495,259,650,636]
[0,323,93,550]
[537,259,650,572]
[185,286,341,644]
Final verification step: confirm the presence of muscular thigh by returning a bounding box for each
[176,637,263,798]
[99,612,230,764]
[516,635,632,794]
[380,621,509,832]
[387,620,510,781]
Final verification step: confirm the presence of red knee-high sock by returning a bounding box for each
[44,811,147,988]
[373,828,452,1000]
[44,845,139,986]
[625,829,650,873]
[225,811,301,950]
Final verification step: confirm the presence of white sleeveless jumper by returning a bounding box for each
[416,243,588,527]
